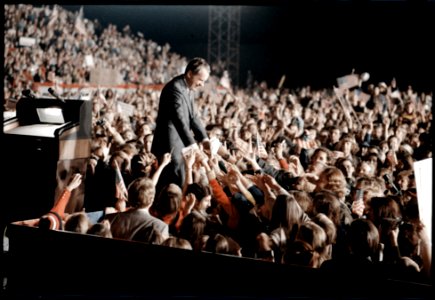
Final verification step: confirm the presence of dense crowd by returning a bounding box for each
[4,4,432,284]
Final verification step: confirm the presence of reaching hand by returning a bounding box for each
[275,140,285,159]
[66,173,83,191]
[226,167,239,186]
[262,173,278,188]
[161,152,172,167]
[351,199,365,218]
[185,193,196,215]
[183,148,196,169]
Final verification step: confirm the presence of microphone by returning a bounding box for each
[22,89,36,99]
[48,87,66,103]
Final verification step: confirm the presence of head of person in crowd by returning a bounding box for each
[311,213,337,249]
[347,218,380,263]
[109,150,131,174]
[315,167,349,201]
[304,125,318,141]
[38,212,63,231]
[220,116,232,133]
[311,191,342,229]
[378,140,389,158]
[270,194,306,235]
[407,133,421,150]
[318,127,330,147]
[294,175,317,193]
[275,171,299,192]
[257,119,268,134]
[128,177,156,209]
[282,239,320,268]
[397,221,425,276]
[178,211,207,251]
[303,107,317,127]
[120,142,138,159]
[289,190,314,217]
[296,221,327,264]
[185,182,212,216]
[363,152,382,177]
[121,129,136,143]
[240,126,253,142]
[142,133,154,153]
[86,220,113,238]
[335,157,356,185]
[203,233,242,257]
[152,183,182,223]
[206,124,224,143]
[161,236,193,250]
[372,122,384,141]
[366,196,403,235]
[367,144,381,157]
[396,170,414,193]
[64,212,91,234]
[388,135,400,153]
[335,135,358,158]
[226,235,243,257]
[280,117,297,137]
[395,124,409,144]
[327,125,341,148]
[105,88,115,101]
[136,122,153,139]
[245,119,258,135]
[358,141,370,157]
[204,233,230,255]
[367,144,385,163]
[310,147,330,167]
[353,176,385,213]
[399,190,419,223]
[355,159,374,178]
[397,146,415,170]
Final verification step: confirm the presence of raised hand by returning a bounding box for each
[161,152,172,166]
[183,148,197,170]
[66,173,83,192]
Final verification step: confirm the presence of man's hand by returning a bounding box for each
[182,143,199,155]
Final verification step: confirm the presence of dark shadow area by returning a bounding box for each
[2,223,432,299]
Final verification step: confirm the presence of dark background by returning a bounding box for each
[61,1,435,92]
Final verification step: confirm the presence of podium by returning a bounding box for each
[2,97,92,223]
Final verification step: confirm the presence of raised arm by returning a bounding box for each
[151,152,172,187]
[227,166,256,207]
[181,148,196,197]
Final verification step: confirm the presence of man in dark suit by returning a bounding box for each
[151,57,210,193]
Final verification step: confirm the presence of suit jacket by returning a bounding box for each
[151,74,207,159]
[105,209,169,241]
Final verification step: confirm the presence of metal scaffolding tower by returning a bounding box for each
[207,6,241,87]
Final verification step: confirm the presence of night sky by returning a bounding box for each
[61,2,434,92]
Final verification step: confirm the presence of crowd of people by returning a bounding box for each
[4,4,432,284]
